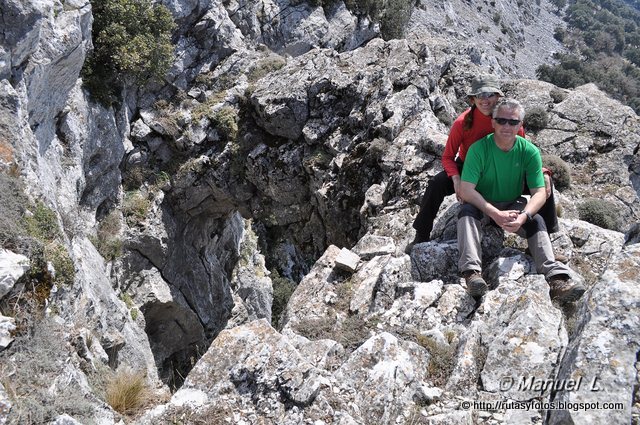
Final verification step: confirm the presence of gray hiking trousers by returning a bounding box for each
[457,197,571,279]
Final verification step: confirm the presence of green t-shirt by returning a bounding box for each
[461,134,544,203]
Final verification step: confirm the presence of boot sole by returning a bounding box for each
[552,286,586,303]
[467,279,488,298]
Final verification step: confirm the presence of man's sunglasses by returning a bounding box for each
[493,117,521,126]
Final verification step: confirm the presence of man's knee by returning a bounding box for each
[458,203,483,220]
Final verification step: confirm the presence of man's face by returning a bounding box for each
[492,107,522,141]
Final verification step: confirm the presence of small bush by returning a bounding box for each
[45,242,76,286]
[0,173,29,248]
[212,107,239,141]
[82,0,176,105]
[379,0,413,40]
[554,26,566,42]
[271,271,297,328]
[123,164,153,191]
[120,292,139,319]
[123,191,151,225]
[416,334,457,386]
[20,202,76,286]
[91,210,123,261]
[0,320,95,424]
[191,92,226,122]
[577,198,621,231]
[550,88,568,103]
[336,315,373,351]
[247,55,286,82]
[541,154,571,190]
[22,202,60,242]
[293,316,335,341]
[105,368,150,415]
[293,312,375,353]
[524,106,549,132]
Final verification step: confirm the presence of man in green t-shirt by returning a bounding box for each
[457,98,585,303]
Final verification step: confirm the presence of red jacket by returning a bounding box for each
[442,107,526,177]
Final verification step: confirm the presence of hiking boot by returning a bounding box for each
[462,270,488,298]
[404,233,430,254]
[548,275,586,303]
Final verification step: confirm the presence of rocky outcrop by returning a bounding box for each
[0,250,28,351]
[548,243,640,425]
[408,0,566,78]
[224,0,378,56]
[140,217,640,423]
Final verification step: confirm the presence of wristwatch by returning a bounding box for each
[523,211,533,222]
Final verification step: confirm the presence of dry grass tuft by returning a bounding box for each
[105,368,150,415]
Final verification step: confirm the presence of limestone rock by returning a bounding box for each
[352,234,396,260]
[334,247,360,273]
[138,319,327,424]
[223,0,376,57]
[0,315,16,351]
[478,274,567,401]
[349,254,391,314]
[230,218,274,324]
[0,250,29,300]
[411,240,460,283]
[548,244,640,425]
[329,332,430,422]
[0,382,10,424]
[281,245,342,333]
[56,237,160,382]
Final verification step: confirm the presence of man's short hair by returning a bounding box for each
[493,98,525,121]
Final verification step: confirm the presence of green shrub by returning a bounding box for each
[123,191,151,225]
[21,203,76,286]
[577,198,621,231]
[343,0,414,40]
[524,106,549,132]
[379,0,413,40]
[541,154,571,190]
[82,0,176,105]
[120,293,139,320]
[0,173,28,248]
[212,106,239,141]
[191,92,227,122]
[45,242,76,286]
[271,271,296,328]
[247,55,287,82]
[123,164,153,191]
[22,202,61,242]
[550,88,568,103]
[554,26,566,42]
[91,210,123,261]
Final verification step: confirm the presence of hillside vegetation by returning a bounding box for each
[539,0,640,112]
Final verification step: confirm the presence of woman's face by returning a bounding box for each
[471,93,500,116]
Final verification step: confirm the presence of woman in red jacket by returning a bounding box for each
[408,75,558,250]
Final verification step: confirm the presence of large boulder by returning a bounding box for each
[548,243,640,425]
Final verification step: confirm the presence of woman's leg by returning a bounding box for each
[411,170,455,242]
